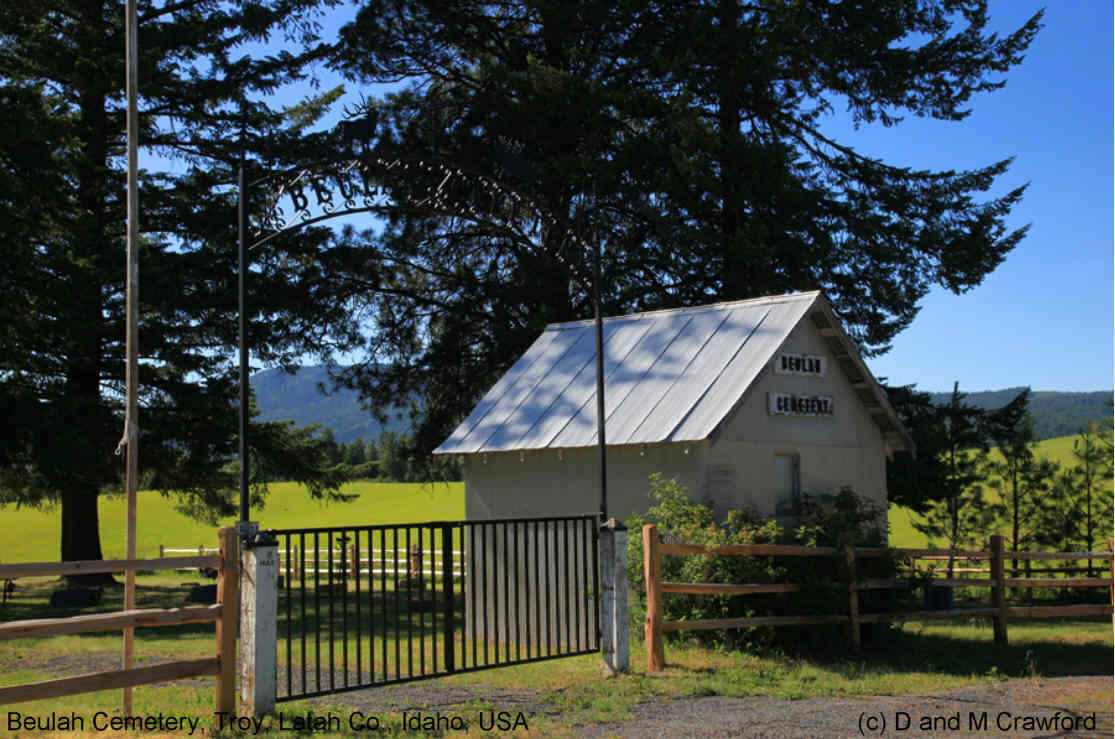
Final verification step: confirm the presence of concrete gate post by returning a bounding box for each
[240,534,278,716]
[599,519,629,675]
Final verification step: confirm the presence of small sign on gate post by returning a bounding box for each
[240,531,278,717]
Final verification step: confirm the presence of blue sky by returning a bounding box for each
[240,0,1112,394]
[854,1,1113,393]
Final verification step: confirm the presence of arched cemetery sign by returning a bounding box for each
[235,119,604,539]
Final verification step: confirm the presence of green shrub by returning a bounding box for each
[625,474,909,653]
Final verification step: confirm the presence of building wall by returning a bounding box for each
[702,318,888,520]
[463,441,704,525]
[463,318,888,525]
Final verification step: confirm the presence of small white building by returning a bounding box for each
[435,291,913,528]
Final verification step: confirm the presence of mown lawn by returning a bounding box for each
[3,480,464,564]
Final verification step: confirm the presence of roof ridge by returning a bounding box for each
[546,291,820,329]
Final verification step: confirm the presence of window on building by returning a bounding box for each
[774,453,801,516]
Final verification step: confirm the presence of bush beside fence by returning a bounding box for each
[641,525,1114,673]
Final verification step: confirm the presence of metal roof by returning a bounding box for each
[435,291,913,455]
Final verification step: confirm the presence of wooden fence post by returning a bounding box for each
[216,527,240,717]
[1108,539,1113,631]
[843,543,860,652]
[990,534,1008,648]
[159,544,164,559]
[642,525,664,673]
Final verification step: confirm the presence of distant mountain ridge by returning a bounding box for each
[925,387,1112,441]
[253,367,1111,444]
[251,365,412,443]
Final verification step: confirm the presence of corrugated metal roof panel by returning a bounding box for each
[509,318,653,450]
[669,297,814,440]
[551,308,696,447]
[437,292,830,453]
[628,304,767,444]
[446,325,585,453]
[434,328,563,453]
[606,307,732,444]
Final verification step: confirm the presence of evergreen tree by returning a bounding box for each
[983,388,1034,575]
[912,382,999,576]
[1070,422,1114,576]
[0,0,365,569]
[884,383,951,514]
[344,436,367,466]
[327,0,1042,453]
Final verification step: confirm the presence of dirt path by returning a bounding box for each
[317,674,1112,738]
[7,649,1110,736]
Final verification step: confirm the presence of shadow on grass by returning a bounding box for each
[723,616,1113,679]
[855,621,1111,678]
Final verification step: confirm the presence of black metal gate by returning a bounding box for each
[273,515,600,702]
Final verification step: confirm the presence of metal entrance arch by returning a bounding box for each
[272,515,600,702]
[233,125,612,545]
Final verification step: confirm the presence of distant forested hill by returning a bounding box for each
[253,367,1110,444]
[251,366,412,443]
[925,387,1112,440]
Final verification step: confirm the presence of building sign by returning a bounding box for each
[768,392,834,417]
[774,352,826,377]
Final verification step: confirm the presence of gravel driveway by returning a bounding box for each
[316,675,1112,738]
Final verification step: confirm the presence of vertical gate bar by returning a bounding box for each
[513,521,521,662]
[300,532,306,697]
[419,527,426,676]
[285,534,292,699]
[392,528,401,677]
[534,519,540,658]
[443,523,455,673]
[406,526,413,678]
[328,532,336,690]
[372,529,379,682]
[482,522,489,666]
[502,522,509,663]
[425,526,434,677]
[574,519,582,651]
[544,520,551,656]
[459,523,466,671]
[564,519,571,652]
[469,523,477,669]
[382,528,389,683]
[524,523,531,660]
[313,531,320,692]
[354,528,363,686]
[431,526,438,674]
[342,531,349,688]
[591,518,600,647]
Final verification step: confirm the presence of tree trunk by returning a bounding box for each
[62,485,116,586]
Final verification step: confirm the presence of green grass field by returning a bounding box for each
[886,433,1113,549]
[4,480,464,564]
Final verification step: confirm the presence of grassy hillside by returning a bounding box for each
[6,433,1105,562]
[4,481,464,565]
[887,433,1113,548]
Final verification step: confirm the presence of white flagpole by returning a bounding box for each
[123,0,139,716]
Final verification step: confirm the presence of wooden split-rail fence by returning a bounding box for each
[642,525,1114,672]
[0,527,240,710]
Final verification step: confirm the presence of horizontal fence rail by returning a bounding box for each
[0,529,239,711]
[642,526,1114,672]
[274,515,600,702]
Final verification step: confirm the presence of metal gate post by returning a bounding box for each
[240,533,278,716]
[599,519,629,674]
